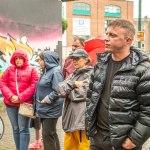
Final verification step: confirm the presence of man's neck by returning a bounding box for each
[112,47,130,61]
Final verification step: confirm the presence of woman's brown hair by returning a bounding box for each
[38,52,44,60]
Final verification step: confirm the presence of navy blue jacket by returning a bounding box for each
[35,51,64,118]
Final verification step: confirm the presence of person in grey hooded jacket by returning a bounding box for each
[58,49,93,150]
[35,50,64,150]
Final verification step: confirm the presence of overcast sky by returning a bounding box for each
[134,0,150,18]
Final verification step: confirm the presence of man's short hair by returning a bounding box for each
[73,36,85,46]
[108,19,135,40]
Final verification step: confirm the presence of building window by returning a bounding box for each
[73,3,90,16]
[105,5,121,17]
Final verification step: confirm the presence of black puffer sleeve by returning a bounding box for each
[129,66,150,146]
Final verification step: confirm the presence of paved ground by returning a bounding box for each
[0,102,64,150]
[0,99,150,150]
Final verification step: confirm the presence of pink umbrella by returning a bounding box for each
[84,35,106,65]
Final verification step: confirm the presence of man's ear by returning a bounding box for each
[126,38,132,43]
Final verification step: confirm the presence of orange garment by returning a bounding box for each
[64,130,90,150]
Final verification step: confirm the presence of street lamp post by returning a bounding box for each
[138,0,142,48]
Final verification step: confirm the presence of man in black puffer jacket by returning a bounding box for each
[85,19,150,150]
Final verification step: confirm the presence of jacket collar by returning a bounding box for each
[97,46,149,71]
[73,66,93,75]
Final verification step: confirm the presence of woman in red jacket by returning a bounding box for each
[1,49,38,150]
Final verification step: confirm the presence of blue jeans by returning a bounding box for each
[6,106,30,150]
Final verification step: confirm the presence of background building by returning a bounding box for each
[62,0,134,48]
[134,16,150,53]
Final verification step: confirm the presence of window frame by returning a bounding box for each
[105,5,121,17]
[72,2,91,16]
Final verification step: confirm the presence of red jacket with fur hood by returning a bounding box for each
[1,49,38,107]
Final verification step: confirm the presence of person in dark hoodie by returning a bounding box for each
[34,50,64,150]
[0,49,38,150]
[58,49,93,150]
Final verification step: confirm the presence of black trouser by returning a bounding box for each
[90,130,141,150]
[41,118,60,150]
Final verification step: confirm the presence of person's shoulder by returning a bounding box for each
[2,66,14,77]
[136,60,150,74]
[5,66,14,71]
[140,60,150,68]
[27,65,36,70]
[86,66,94,72]
[26,65,38,74]
[64,57,72,63]
[53,66,62,74]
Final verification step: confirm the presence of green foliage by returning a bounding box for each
[62,18,68,34]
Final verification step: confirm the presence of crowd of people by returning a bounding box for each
[1,19,150,150]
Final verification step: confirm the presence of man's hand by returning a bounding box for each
[122,138,136,149]
[41,99,47,104]
[10,96,20,103]
[41,97,51,104]
[74,81,84,88]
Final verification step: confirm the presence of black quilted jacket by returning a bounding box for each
[85,46,150,148]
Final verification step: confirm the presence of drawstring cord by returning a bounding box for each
[79,130,82,142]
[15,69,19,95]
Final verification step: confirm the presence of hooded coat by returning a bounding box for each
[58,66,93,132]
[85,46,150,148]
[35,51,64,118]
[1,49,38,107]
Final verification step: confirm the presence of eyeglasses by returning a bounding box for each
[72,57,83,61]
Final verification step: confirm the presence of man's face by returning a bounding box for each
[72,39,84,51]
[105,26,130,53]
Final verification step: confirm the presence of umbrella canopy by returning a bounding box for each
[84,35,105,65]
